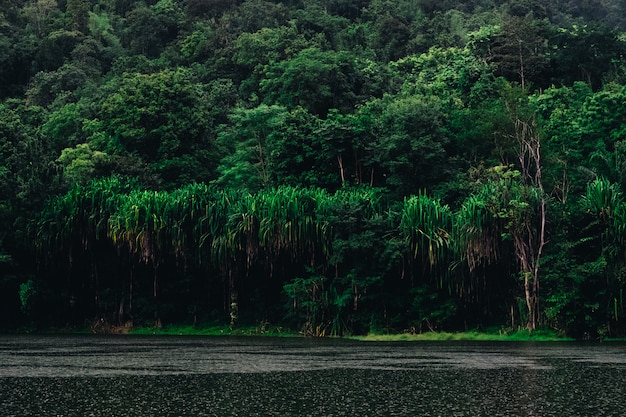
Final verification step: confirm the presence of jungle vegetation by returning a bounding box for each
[3,0,626,339]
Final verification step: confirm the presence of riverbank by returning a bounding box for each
[351,329,575,342]
[128,323,299,337]
[123,323,574,341]
[6,321,580,341]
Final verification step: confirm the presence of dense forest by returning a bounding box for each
[3,0,626,338]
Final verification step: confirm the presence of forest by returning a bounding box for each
[2,0,626,339]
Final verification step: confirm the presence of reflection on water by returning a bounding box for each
[0,335,625,416]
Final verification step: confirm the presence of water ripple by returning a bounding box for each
[0,336,625,416]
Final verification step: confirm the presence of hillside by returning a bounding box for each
[2,0,626,338]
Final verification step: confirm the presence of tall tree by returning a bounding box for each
[501,85,548,330]
[490,15,549,88]
[65,0,90,33]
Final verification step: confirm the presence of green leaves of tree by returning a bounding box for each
[215,105,288,192]
[95,68,221,188]
[259,47,365,116]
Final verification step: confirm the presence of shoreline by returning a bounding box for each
[8,323,621,341]
[117,324,577,341]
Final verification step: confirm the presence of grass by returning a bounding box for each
[7,327,578,341]
[128,323,299,337]
[126,323,573,341]
[9,320,575,341]
[351,329,574,342]
[602,337,626,342]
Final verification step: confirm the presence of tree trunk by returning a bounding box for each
[515,118,546,331]
[153,266,161,327]
[337,154,345,185]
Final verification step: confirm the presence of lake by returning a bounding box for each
[0,335,625,416]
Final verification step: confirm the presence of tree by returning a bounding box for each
[0,24,37,97]
[232,24,318,101]
[57,143,109,186]
[266,107,334,188]
[214,104,288,191]
[40,102,84,151]
[0,101,55,236]
[230,0,289,33]
[185,0,236,20]
[34,177,140,325]
[26,63,87,106]
[22,0,61,37]
[510,121,547,330]
[362,0,422,61]
[316,110,374,188]
[88,9,121,49]
[548,23,625,89]
[122,0,184,57]
[361,93,449,197]
[283,187,393,335]
[65,0,90,33]
[389,46,489,100]
[536,83,626,194]
[259,47,365,117]
[291,3,350,49]
[543,178,626,338]
[489,15,549,88]
[496,84,548,330]
[0,101,58,325]
[581,178,626,336]
[533,82,594,203]
[578,85,626,186]
[96,69,219,187]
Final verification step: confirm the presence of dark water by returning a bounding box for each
[0,335,625,416]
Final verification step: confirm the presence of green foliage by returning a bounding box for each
[88,9,120,48]
[282,187,393,335]
[283,271,330,336]
[122,0,184,57]
[408,285,457,332]
[489,15,550,88]
[96,68,219,187]
[361,93,449,196]
[26,63,87,106]
[19,279,38,314]
[390,46,489,99]
[214,104,288,191]
[3,0,626,338]
[57,143,109,185]
[541,180,626,338]
[0,101,56,258]
[400,193,452,270]
[583,178,623,222]
[549,23,625,89]
[259,47,366,116]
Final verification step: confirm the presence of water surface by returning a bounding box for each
[0,335,624,416]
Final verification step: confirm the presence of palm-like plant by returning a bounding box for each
[454,183,502,272]
[583,178,623,221]
[34,176,138,268]
[400,192,452,272]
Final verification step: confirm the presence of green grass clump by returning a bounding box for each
[352,328,573,342]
